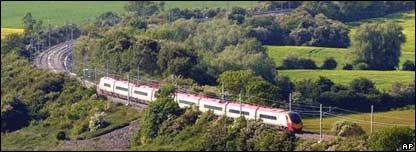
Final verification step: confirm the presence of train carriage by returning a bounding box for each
[256,107,288,127]
[131,84,158,102]
[198,97,228,116]
[174,92,201,108]
[97,77,116,95]
[225,102,259,120]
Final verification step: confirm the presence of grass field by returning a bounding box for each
[278,70,415,91]
[1,1,257,28]
[302,109,415,134]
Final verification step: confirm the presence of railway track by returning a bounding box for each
[33,40,336,143]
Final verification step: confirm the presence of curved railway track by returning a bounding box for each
[33,40,336,145]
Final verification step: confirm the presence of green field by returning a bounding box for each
[266,46,350,69]
[267,11,415,69]
[1,1,257,28]
[278,70,415,91]
[302,109,415,134]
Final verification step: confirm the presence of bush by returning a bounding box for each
[321,57,337,69]
[342,63,353,70]
[281,56,317,69]
[56,131,66,140]
[354,62,369,70]
[402,60,415,71]
[332,121,365,137]
[369,126,415,151]
[350,77,377,94]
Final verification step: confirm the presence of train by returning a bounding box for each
[96,76,303,132]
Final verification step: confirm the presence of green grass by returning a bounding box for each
[1,1,257,28]
[278,70,415,91]
[302,109,415,134]
[266,46,350,69]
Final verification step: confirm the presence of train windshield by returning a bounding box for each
[288,112,302,124]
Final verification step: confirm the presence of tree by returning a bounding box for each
[22,12,36,34]
[124,1,161,17]
[351,22,405,70]
[157,42,197,78]
[94,11,121,27]
[316,76,334,94]
[350,77,377,94]
[321,57,337,69]
[218,70,255,95]
[369,126,415,151]
[402,60,415,71]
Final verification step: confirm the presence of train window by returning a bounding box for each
[204,104,222,111]
[134,90,148,96]
[179,100,194,105]
[259,114,277,120]
[288,113,302,124]
[115,86,128,92]
[104,83,111,88]
[229,109,249,116]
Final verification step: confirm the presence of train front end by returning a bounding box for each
[287,112,303,132]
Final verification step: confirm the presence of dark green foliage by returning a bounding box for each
[280,9,350,47]
[157,42,197,78]
[321,57,337,69]
[127,17,147,29]
[402,60,415,71]
[1,95,30,132]
[94,11,121,28]
[350,77,377,94]
[342,63,353,70]
[1,34,27,56]
[228,7,247,24]
[138,85,182,144]
[351,22,405,70]
[301,1,415,22]
[369,126,415,151]
[56,131,66,140]
[275,76,295,102]
[390,82,415,106]
[245,16,289,45]
[280,56,318,69]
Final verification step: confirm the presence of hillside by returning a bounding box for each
[0,54,140,150]
[1,1,257,28]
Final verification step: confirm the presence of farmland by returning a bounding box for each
[1,1,257,28]
[1,28,24,39]
[278,70,415,91]
[302,109,415,134]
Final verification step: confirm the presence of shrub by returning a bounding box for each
[281,56,318,69]
[332,121,365,137]
[56,131,66,140]
[342,63,353,70]
[369,126,415,151]
[321,57,337,69]
[354,62,369,70]
[350,77,377,94]
[402,60,415,71]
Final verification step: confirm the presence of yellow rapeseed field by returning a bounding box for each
[1,28,24,39]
